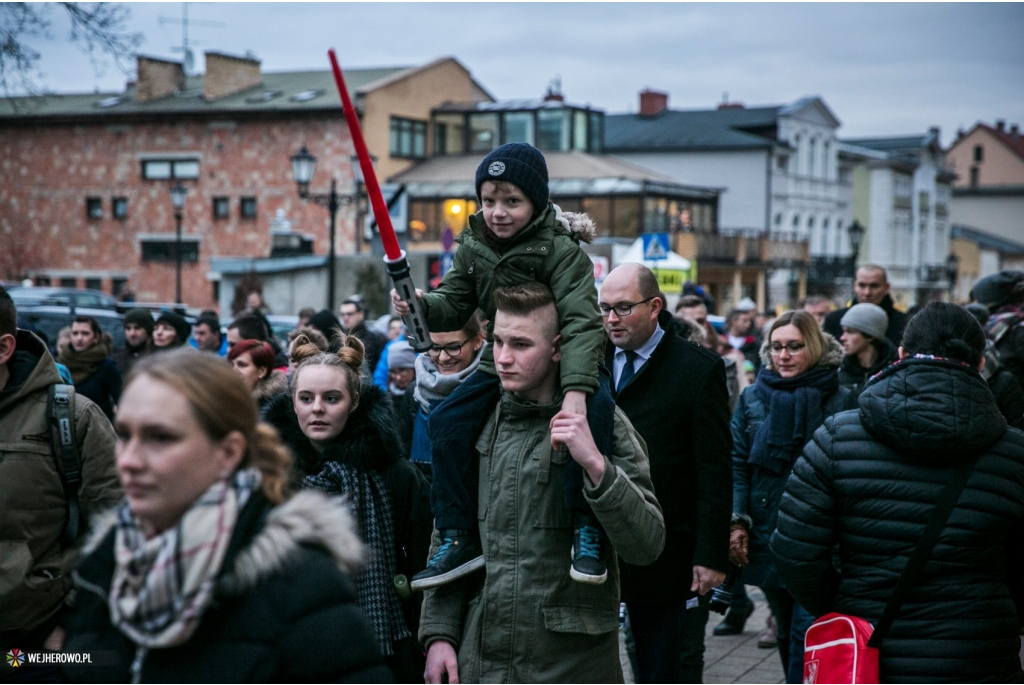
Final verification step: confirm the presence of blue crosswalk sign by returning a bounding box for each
[642,233,670,261]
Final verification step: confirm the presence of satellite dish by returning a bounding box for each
[184,48,195,75]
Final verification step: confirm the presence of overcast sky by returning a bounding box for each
[24,2,1024,146]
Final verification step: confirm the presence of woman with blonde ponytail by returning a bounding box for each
[263,332,432,682]
[62,349,390,683]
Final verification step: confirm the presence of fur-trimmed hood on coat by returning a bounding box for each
[554,205,597,244]
[80,490,363,597]
[253,369,287,407]
[262,383,402,477]
[759,332,844,373]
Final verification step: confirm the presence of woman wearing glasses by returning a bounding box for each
[727,310,855,683]
[395,312,486,480]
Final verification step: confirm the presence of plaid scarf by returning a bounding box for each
[304,461,410,655]
[109,468,261,648]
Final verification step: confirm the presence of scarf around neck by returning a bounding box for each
[749,364,839,475]
[59,342,108,384]
[108,468,261,649]
[413,342,485,414]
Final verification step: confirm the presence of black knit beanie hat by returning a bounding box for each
[155,311,191,345]
[970,270,1024,311]
[475,143,549,215]
[123,308,154,335]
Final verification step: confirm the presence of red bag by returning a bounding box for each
[803,613,879,684]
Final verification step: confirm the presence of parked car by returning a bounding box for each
[8,286,119,311]
[17,305,125,352]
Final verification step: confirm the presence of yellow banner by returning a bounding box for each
[650,262,697,293]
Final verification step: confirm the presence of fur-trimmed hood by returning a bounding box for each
[79,490,363,598]
[760,332,844,372]
[253,369,288,406]
[262,383,401,477]
[554,205,597,244]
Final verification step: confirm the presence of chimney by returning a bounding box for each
[995,119,1005,132]
[1011,124,1020,137]
[204,51,262,101]
[639,89,668,117]
[135,56,185,103]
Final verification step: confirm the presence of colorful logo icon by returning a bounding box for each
[6,649,26,668]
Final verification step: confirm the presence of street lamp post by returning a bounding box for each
[291,145,355,312]
[847,220,865,301]
[169,183,187,305]
[946,253,960,302]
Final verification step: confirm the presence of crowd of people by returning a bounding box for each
[1,142,1022,684]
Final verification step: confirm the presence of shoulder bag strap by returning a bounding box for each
[48,383,83,545]
[867,456,978,648]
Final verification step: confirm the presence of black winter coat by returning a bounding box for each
[824,293,908,348]
[74,357,122,421]
[63,491,391,683]
[837,337,899,397]
[731,336,856,588]
[608,310,733,603]
[989,367,1024,430]
[771,357,1024,683]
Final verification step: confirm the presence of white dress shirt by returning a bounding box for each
[613,324,665,389]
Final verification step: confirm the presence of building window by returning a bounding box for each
[86,197,102,219]
[822,141,831,180]
[60,277,77,288]
[973,145,983,162]
[142,159,200,180]
[573,110,588,151]
[537,109,570,151]
[240,197,257,219]
[775,213,783,226]
[503,112,535,146]
[213,197,230,219]
[112,197,128,220]
[808,138,816,177]
[111,278,127,296]
[390,117,427,159]
[970,167,979,188]
[140,239,200,263]
[434,114,465,155]
[792,135,801,174]
[85,278,102,291]
[588,112,603,153]
[469,113,499,153]
[792,214,800,229]
[35,276,52,286]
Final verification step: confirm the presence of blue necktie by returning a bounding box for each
[617,350,638,395]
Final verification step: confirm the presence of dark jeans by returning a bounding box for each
[625,592,710,683]
[761,587,816,684]
[729,572,753,615]
[428,367,616,530]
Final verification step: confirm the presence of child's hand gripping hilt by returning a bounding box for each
[385,251,432,352]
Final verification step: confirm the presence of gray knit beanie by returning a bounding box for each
[475,143,549,215]
[387,341,417,370]
[840,303,888,341]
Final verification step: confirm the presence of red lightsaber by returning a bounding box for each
[328,49,431,351]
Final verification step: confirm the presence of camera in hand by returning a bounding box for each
[708,564,740,615]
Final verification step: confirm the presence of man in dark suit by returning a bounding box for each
[823,265,907,347]
[601,264,732,683]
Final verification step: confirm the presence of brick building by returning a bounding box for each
[0,52,491,308]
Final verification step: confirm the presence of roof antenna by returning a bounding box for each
[159,2,225,75]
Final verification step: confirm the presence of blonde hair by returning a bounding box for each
[288,332,365,400]
[125,350,292,504]
[766,310,828,371]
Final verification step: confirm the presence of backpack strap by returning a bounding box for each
[867,456,978,648]
[47,383,83,545]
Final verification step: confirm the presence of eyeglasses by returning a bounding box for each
[428,338,472,357]
[599,296,656,318]
[769,342,806,355]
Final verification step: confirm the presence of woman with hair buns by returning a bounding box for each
[61,349,390,682]
[262,333,432,682]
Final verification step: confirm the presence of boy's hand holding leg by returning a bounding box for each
[550,410,605,486]
[425,641,460,684]
[390,287,423,317]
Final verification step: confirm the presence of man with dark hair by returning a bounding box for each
[0,286,121,654]
[191,314,226,356]
[227,314,270,346]
[421,282,664,684]
[113,308,154,375]
[340,297,387,372]
[725,308,761,371]
[601,264,732,683]
[823,265,908,346]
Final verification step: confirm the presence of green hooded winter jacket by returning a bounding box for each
[421,204,604,394]
[0,331,121,644]
[419,391,665,683]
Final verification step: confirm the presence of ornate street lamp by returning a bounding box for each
[169,183,187,304]
[290,146,356,312]
[847,220,865,300]
[946,253,960,302]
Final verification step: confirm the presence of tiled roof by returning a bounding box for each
[951,224,1024,254]
[0,65,411,119]
[978,123,1024,164]
[604,106,781,152]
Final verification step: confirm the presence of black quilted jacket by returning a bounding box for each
[771,356,1024,683]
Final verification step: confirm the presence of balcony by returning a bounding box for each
[675,232,809,267]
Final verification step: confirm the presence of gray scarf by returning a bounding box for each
[413,342,485,414]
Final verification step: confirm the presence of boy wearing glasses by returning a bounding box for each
[392,143,614,591]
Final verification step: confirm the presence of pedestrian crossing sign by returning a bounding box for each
[642,233,670,261]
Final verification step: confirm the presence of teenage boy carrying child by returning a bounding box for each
[392,143,615,590]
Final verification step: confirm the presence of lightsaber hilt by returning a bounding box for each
[386,251,432,352]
